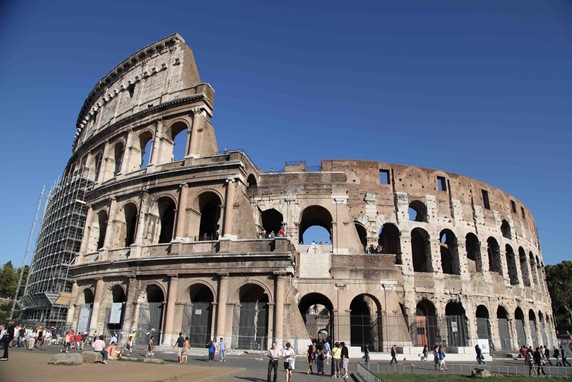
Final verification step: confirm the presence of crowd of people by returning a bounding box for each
[266,339,350,382]
[519,344,572,376]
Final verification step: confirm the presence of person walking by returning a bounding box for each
[266,341,281,382]
[438,345,448,371]
[341,341,350,379]
[422,345,429,362]
[433,345,439,370]
[323,339,331,365]
[174,332,185,363]
[475,344,485,365]
[544,345,553,366]
[534,347,547,376]
[283,342,296,382]
[182,337,191,364]
[332,342,342,378]
[390,344,398,365]
[363,345,370,363]
[219,337,226,362]
[307,343,316,374]
[207,338,216,362]
[0,320,14,361]
[526,348,536,376]
[146,336,155,358]
[562,345,572,367]
[554,346,562,366]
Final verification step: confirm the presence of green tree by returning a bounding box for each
[0,261,18,298]
[545,260,572,325]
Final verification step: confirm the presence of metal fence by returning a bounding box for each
[357,363,384,382]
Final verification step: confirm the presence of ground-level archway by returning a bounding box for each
[514,308,526,347]
[182,284,214,347]
[497,306,512,350]
[232,284,269,350]
[445,302,468,347]
[137,284,165,345]
[299,293,334,344]
[350,294,382,351]
[414,300,438,347]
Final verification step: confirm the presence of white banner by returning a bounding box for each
[109,303,123,324]
[77,305,92,333]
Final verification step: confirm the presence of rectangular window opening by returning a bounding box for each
[437,176,447,191]
[380,169,390,185]
[521,207,526,219]
[482,189,490,210]
[511,200,517,213]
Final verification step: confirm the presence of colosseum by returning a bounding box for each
[38,33,555,355]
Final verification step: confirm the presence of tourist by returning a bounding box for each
[17,325,25,348]
[307,343,316,374]
[422,345,429,361]
[28,328,37,351]
[363,344,370,363]
[554,346,562,366]
[316,348,325,374]
[543,345,552,366]
[341,341,350,379]
[75,332,83,350]
[526,347,536,376]
[126,335,134,357]
[438,345,448,371]
[69,330,75,349]
[42,328,52,350]
[93,335,108,364]
[475,344,485,365]
[110,332,118,345]
[174,332,185,363]
[332,342,342,378]
[323,339,331,365]
[207,338,215,362]
[433,345,439,370]
[562,345,571,367]
[146,336,155,358]
[390,344,398,365]
[534,347,547,375]
[267,341,281,382]
[0,320,14,361]
[219,337,226,362]
[182,337,191,364]
[282,342,296,382]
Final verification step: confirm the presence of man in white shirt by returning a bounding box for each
[267,341,281,382]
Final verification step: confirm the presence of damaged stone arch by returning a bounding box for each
[261,208,284,237]
[378,223,402,263]
[167,120,190,161]
[501,219,512,239]
[138,130,154,169]
[408,200,428,222]
[487,237,502,274]
[299,205,333,244]
[519,247,531,287]
[411,227,432,272]
[465,233,482,273]
[298,293,335,344]
[505,244,519,285]
[439,229,460,275]
[121,202,138,247]
[350,294,383,351]
[147,195,177,244]
[193,190,223,240]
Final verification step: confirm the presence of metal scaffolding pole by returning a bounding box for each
[10,185,45,319]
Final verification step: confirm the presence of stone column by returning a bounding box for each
[103,198,117,249]
[431,240,442,273]
[479,244,490,274]
[163,275,179,345]
[222,178,237,239]
[122,276,137,334]
[215,274,229,339]
[131,191,149,258]
[174,184,189,240]
[67,280,79,330]
[89,278,105,335]
[78,205,93,258]
[399,232,413,274]
[187,108,204,158]
[148,118,163,167]
[274,273,286,346]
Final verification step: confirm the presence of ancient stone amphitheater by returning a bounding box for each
[61,34,554,354]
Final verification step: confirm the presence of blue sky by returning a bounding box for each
[0,0,570,267]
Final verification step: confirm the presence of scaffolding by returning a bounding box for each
[19,167,93,327]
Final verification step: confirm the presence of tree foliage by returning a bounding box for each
[545,260,572,322]
[0,261,29,299]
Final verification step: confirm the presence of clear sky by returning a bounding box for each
[0,0,570,267]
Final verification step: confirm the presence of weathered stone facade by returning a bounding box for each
[64,34,555,353]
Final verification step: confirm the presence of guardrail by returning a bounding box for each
[357,363,384,382]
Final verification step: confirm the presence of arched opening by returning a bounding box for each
[137,284,165,346]
[299,206,333,245]
[157,197,176,244]
[247,174,258,189]
[355,223,367,251]
[415,300,438,347]
[378,223,401,263]
[232,284,269,350]
[476,305,491,343]
[182,284,214,347]
[123,203,138,247]
[519,247,531,287]
[514,308,526,347]
[106,285,126,334]
[198,192,221,241]
[350,294,382,351]
[171,122,188,161]
[113,142,124,175]
[299,293,334,345]
[261,209,283,237]
[139,132,153,169]
[487,237,502,274]
[445,302,468,346]
[501,220,511,239]
[97,211,108,250]
[505,245,519,285]
[408,200,427,222]
[497,306,512,350]
[528,309,538,346]
[411,228,431,272]
[440,230,460,275]
[465,233,481,273]
[529,252,538,286]
[76,289,94,334]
